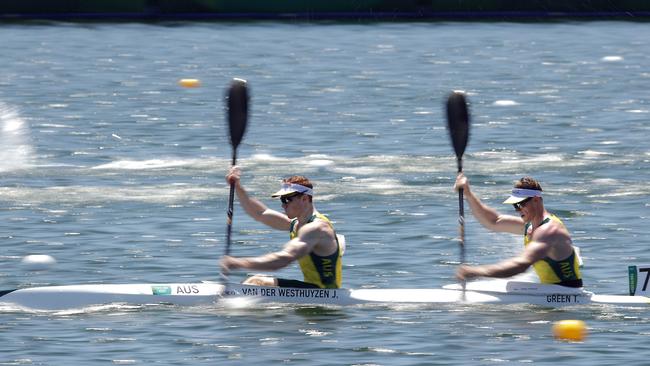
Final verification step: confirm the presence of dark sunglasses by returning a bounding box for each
[280,194,301,205]
[512,197,533,210]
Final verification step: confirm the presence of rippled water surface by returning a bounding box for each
[1,21,649,365]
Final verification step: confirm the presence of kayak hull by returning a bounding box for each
[2,280,650,311]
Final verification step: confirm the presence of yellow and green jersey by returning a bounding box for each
[524,214,582,287]
[290,213,342,289]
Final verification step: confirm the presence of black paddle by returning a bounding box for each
[224,78,249,262]
[446,91,470,292]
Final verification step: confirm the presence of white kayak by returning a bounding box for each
[1,278,649,310]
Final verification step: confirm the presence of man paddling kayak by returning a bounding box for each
[220,166,343,289]
[454,173,582,288]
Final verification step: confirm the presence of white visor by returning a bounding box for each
[271,182,313,197]
[503,188,542,204]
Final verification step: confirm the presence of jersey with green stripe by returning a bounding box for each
[290,213,342,289]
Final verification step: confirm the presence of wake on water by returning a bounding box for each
[0,103,34,172]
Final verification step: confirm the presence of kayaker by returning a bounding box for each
[220,166,343,289]
[454,173,582,288]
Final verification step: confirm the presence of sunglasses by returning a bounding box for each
[512,197,533,210]
[280,194,301,205]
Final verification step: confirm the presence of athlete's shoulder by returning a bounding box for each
[535,220,570,243]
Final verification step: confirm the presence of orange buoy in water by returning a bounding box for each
[178,79,201,88]
[552,320,587,341]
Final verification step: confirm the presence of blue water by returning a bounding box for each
[1,21,649,365]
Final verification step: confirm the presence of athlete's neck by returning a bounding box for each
[529,209,550,230]
[296,207,317,228]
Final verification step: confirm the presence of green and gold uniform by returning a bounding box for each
[524,214,582,288]
[279,213,342,289]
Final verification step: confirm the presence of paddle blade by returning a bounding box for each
[446,91,470,161]
[226,78,249,150]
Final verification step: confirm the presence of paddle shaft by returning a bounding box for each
[457,159,465,266]
[225,153,238,256]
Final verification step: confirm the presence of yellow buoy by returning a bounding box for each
[178,79,201,88]
[552,320,587,341]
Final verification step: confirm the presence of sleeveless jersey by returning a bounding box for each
[524,214,582,287]
[290,213,343,289]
